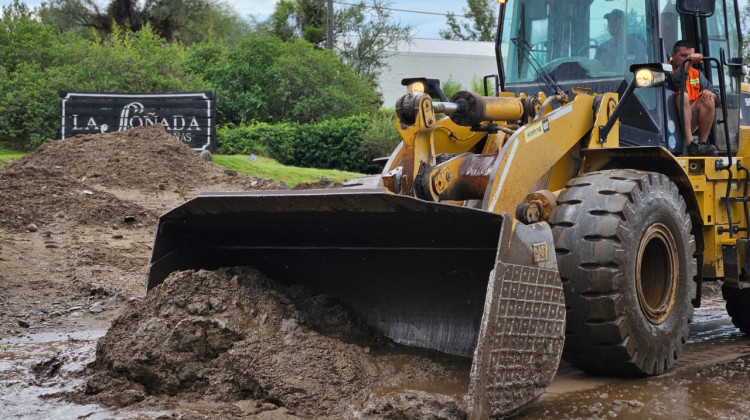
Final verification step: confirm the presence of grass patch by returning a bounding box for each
[212,154,363,187]
[0,144,365,187]
[0,142,24,168]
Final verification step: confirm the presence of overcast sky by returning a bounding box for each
[2,0,748,39]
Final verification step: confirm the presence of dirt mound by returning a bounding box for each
[0,164,156,232]
[6,126,247,192]
[292,177,343,190]
[0,126,348,232]
[0,126,255,232]
[86,267,469,419]
[0,127,235,231]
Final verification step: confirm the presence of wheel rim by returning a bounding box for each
[636,224,679,325]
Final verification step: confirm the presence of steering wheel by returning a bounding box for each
[576,44,600,57]
[541,56,603,81]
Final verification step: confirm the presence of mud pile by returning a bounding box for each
[6,126,245,191]
[0,164,156,232]
[0,126,257,232]
[0,126,320,233]
[86,267,469,419]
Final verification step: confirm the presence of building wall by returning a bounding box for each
[376,39,498,108]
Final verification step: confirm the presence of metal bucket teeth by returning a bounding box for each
[468,217,566,419]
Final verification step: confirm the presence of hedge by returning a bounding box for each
[217,112,401,174]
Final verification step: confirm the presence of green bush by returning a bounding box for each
[0,62,62,149]
[185,35,380,125]
[216,122,297,162]
[360,109,401,162]
[217,111,403,174]
[441,77,463,100]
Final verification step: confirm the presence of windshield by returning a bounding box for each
[503,0,652,84]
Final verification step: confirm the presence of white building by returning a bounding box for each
[376,38,498,108]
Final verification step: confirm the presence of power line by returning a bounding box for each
[332,1,470,19]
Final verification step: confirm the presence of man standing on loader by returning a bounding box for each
[670,40,718,156]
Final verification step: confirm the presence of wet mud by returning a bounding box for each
[80,267,471,419]
[519,354,750,419]
[517,287,750,420]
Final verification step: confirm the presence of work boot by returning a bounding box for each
[687,141,718,156]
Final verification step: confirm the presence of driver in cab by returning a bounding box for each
[595,9,646,72]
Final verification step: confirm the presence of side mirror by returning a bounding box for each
[729,57,746,78]
[676,0,715,17]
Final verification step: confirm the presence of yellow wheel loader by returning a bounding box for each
[147,0,749,417]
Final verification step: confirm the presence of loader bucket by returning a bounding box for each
[147,188,565,417]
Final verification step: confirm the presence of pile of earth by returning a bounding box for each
[0,163,158,233]
[81,267,470,419]
[0,126,295,232]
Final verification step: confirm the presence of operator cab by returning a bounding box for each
[498,0,744,155]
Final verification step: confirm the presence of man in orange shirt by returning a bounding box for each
[671,40,717,156]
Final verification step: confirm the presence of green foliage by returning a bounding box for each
[0,8,205,148]
[471,75,499,96]
[216,122,297,160]
[263,0,326,46]
[0,2,382,152]
[0,140,24,167]
[42,0,252,45]
[217,112,402,174]
[186,35,380,125]
[0,1,65,74]
[260,0,413,84]
[441,77,463,99]
[0,62,62,148]
[359,109,400,162]
[334,0,413,84]
[440,0,498,42]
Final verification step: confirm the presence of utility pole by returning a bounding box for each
[326,0,334,49]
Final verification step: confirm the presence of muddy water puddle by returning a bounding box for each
[687,298,740,343]
[520,354,750,419]
[523,303,750,419]
[0,329,168,419]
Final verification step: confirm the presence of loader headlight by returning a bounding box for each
[408,81,426,94]
[634,68,666,88]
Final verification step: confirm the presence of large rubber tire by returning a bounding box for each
[722,285,750,334]
[550,169,696,376]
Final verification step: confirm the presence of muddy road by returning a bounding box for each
[1,127,749,419]
[2,287,748,419]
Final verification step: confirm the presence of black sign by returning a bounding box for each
[60,91,215,151]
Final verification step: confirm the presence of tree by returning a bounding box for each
[261,0,413,84]
[184,35,380,125]
[440,0,498,42]
[334,0,413,85]
[262,0,326,46]
[41,0,250,45]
